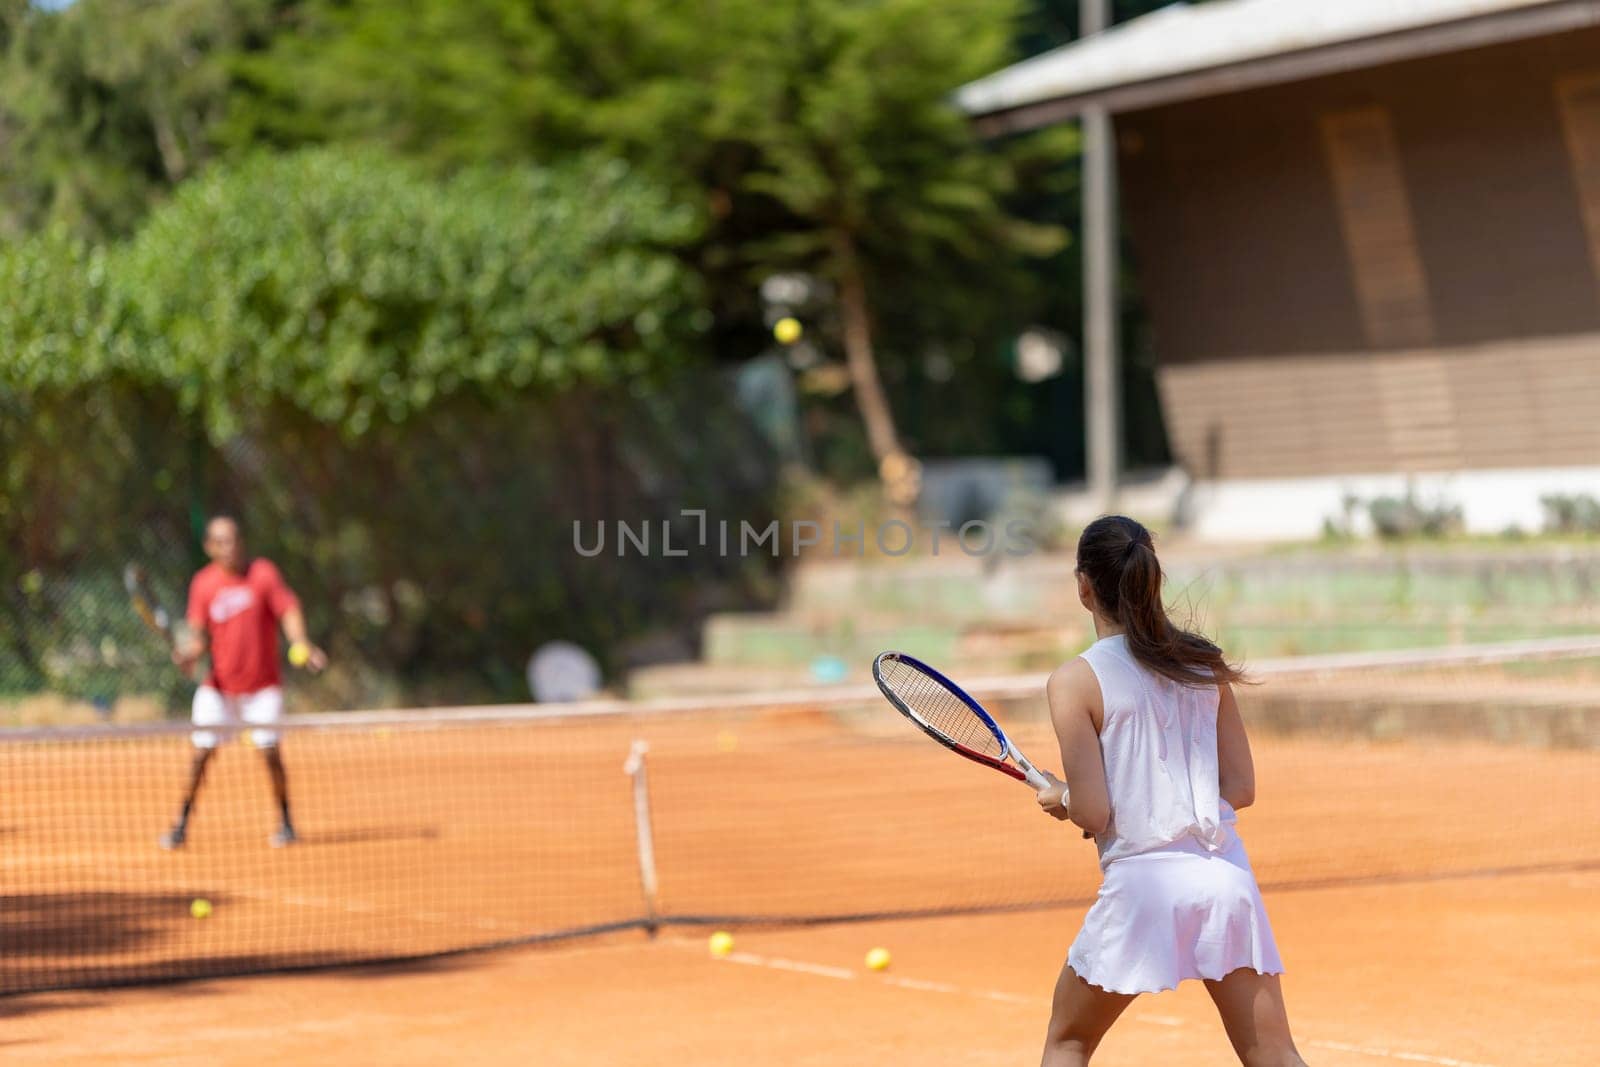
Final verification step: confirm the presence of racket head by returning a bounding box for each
[122,562,146,599]
[872,651,1024,781]
[123,562,173,646]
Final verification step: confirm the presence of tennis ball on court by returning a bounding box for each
[773,317,802,345]
[288,642,311,667]
[190,898,212,920]
[715,730,739,753]
[708,931,735,958]
[864,947,891,972]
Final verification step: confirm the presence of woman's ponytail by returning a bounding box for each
[1078,516,1245,687]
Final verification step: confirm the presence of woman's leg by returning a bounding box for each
[1040,962,1137,1067]
[1203,968,1308,1067]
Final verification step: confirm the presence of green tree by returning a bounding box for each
[224,0,1064,489]
[0,0,284,238]
[1,149,772,706]
[113,148,702,437]
[716,0,1062,488]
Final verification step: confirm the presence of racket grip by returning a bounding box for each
[1021,767,1052,791]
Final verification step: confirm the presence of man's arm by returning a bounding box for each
[263,562,327,673]
[174,578,207,675]
[280,604,327,673]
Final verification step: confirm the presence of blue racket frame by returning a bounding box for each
[872,650,1050,789]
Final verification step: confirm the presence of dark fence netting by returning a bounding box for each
[1,374,778,725]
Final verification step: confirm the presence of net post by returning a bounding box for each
[623,739,661,935]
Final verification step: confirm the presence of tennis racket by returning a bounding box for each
[123,563,175,651]
[124,561,201,681]
[873,651,1091,837]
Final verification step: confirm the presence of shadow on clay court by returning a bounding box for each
[0,987,173,1024]
[0,994,95,1022]
[0,888,501,1002]
[0,892,209,958]
[295,951,496,985]
[299,825,441,847]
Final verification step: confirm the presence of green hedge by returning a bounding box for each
[1,149,774,711]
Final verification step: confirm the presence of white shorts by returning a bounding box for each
[191,686,284,749]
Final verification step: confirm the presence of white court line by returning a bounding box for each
[882,975,964,995]
[697,948,1500,1067]
[724,951,855,981]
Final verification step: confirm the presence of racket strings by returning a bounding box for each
[879,657,1006,759]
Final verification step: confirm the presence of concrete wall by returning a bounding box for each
[1181,465,1600,541]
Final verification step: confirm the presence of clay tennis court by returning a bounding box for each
[5,871,1596,1065]
[3,673,1597,1063]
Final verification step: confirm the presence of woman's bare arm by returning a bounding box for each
[1039,659,1110,835]
[1216,682,1256,810]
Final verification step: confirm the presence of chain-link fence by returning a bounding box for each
[2,375,779,725]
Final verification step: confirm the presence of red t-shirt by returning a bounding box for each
[186,559,300,694]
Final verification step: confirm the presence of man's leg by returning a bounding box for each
[162,687,227,849]
[245,687,295,846]
[262,745,295,846]
[160,747,217,849]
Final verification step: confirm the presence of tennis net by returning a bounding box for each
[3,636,1598,994]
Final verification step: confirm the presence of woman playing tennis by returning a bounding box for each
[1034,515,1308,1066]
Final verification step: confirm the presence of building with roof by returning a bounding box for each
[961,0,1600,539]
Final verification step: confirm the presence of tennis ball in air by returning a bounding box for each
[190,898,212,920]
[288,642,311,667]
[715,730,739,753]
[708,931,735,958]
[773,317,802,345]
[864,947,891,972]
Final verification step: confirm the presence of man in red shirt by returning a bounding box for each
[160,515,326,850]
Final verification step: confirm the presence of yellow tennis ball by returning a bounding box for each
[715,730,739,753]
[288,642,310,667]
[864,947,891,972]
[773,317,802,345]
[190,898,212,920]
[708,931,735,958]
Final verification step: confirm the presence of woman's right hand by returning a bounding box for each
[1035,772,1073,821]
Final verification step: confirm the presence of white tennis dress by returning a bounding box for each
[1067,633,1283,995]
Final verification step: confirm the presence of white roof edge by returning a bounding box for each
[957,0,1584,118]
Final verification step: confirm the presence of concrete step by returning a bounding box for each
[783,556,1077,622]
[636,620,1088,697]
[1247,677,1600,748]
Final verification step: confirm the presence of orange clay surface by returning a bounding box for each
[3,869,1597,1066]
[3,698,1597,1063]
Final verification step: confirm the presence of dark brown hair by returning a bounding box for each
[1075,515,1245,687]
